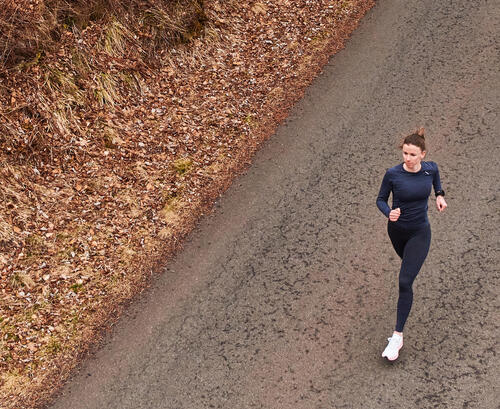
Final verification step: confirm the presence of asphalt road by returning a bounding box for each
[49,0,500,408]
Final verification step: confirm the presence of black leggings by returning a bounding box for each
[387,222,431,332]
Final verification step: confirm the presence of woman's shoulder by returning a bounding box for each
[386,163,403,174]
[422,161,439,171]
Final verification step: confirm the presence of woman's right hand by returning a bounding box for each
[389,207,401,222]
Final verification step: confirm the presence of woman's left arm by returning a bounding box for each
[433,163,447,212]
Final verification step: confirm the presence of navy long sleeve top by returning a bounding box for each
[376,161,443,227]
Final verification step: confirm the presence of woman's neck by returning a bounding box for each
[403,163,422,173]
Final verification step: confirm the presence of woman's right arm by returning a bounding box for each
[376,171,392,218]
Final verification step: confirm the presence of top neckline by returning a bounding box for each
[401,162,423,174]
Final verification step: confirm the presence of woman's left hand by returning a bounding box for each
[436,195,447,212]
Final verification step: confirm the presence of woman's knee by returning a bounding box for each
[399,276,414,293]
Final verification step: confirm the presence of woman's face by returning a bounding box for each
[402,143,426,170]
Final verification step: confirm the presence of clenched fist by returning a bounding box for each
[389,207,401,222]
[436,196,447,212]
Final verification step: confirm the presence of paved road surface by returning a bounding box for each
[50,0,499,408]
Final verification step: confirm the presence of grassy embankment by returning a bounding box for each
[1,0,208,404]
[0,0,375,407]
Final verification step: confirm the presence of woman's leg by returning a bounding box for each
[387,223,406,259]
[395,225,431,332]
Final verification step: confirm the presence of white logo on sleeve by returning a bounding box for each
[424,171,430,175]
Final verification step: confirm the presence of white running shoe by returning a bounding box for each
[382,333,403,361]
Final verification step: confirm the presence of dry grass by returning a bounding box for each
[0,0,205,70]
[0,0,205,155]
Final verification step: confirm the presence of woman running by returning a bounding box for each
[376,127,447,361]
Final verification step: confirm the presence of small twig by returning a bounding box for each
[0,104,29,117]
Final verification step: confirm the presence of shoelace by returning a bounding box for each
[387,336,402,345]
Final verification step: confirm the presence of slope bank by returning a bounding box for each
[0,1,375,407]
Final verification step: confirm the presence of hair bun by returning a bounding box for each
[417,127,425,137]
